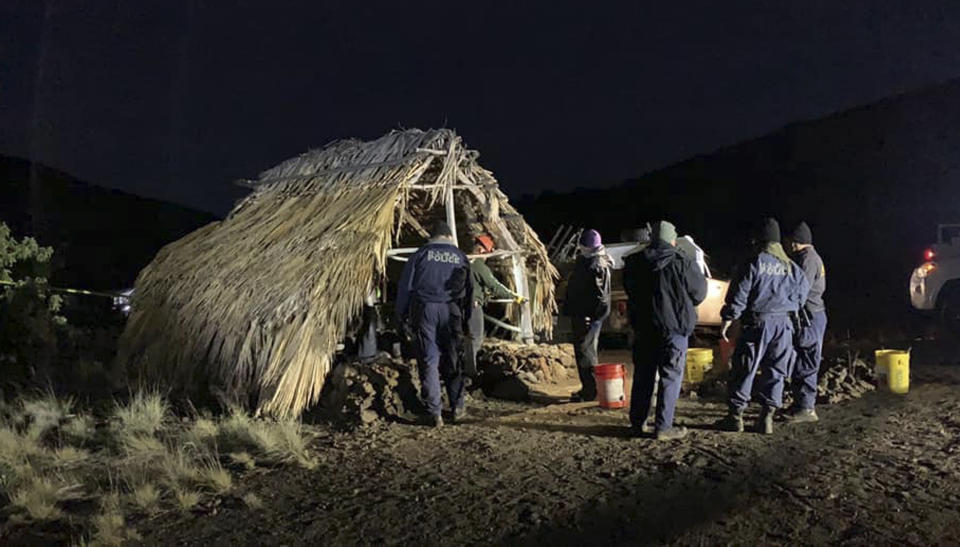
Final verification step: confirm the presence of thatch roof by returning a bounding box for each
[117,129,557,417]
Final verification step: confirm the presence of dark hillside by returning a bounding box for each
[0,156,219,291]
[517,79,960,331]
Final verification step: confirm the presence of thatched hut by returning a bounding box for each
[117,129,557,417]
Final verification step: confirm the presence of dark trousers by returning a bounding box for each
[727,315,795,412]
[571,315,603,399]
[414,301,465,416]
[791,310,827,409]
[464,302,485,378]
[357,305,378,361]
[629,332,688,431]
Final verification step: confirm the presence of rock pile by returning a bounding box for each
[813,356,876,405]
[476,340,576,401]
[477,339,575,385]
[697,353,877,406]
[320,355,423,427]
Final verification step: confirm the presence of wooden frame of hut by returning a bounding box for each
[117,129,557,417]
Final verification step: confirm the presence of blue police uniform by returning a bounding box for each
[722,252,810,412]
[396,240,473,417]
[790,246,827,410]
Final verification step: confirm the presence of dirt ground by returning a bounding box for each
[127,345,960,546]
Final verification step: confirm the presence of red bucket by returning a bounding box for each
[594,363,627,409]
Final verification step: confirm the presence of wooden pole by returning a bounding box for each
[476,183,534,343]
[445,184,458,246]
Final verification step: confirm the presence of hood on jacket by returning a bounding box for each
[580,244,613,267]
[642,240,678,271]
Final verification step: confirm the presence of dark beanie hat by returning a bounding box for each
[757,218,781,243]
[432,221,453,238]
[791,221,812,245]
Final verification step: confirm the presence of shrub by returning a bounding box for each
[0,223,64,388]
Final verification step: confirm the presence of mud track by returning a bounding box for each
[138,360,960,546]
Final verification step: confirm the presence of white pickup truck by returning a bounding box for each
[910,224,960,322]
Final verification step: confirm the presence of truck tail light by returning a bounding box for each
[924,248,935,261]
[917,262,937,278]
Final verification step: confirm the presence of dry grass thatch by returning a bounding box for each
[116,128,557,417]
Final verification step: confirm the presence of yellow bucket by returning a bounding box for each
[874,349,910,394]
[685,348,714,384]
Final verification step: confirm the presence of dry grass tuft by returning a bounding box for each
[0,424,44,468]
[53,446,90,467]
[187,417,218,446]
[20,393,73,441]
[130,482,161,513]
[62,414,97,445]
[158,446,203,488]
[174,488,201,512]
[114,392,167,438]
[92,509,140,546]
[118,434,167,466]
[10,475,81,521]
[242,492,263,509]
[200,462,232,494]
[228,451,256,470]
[217,411,316,468]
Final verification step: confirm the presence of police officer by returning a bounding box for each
[562,229,612,402]
[719,218,810,434]
[396,222,473,427]
[784,221,827,423]
[624,221,707,441]
[465,234,525,379]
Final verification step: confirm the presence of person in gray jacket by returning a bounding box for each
[784,221,827,423]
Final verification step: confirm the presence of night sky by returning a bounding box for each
[3,1,960,215]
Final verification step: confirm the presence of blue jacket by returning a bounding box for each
[396,241,473,320]
[721,252,810,322]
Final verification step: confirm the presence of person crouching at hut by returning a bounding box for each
[623,221,707,441]
[466,234,526,380]
[719,218,810,434]
[563,229,612,402]
[396,222,473,427]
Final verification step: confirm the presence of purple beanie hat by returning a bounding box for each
[579,229,602,249]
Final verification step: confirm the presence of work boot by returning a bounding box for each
[717,410,744,432]
[419,414,443,428]
[570,390,596,403]
[452,406,468,424]
[628,420,654,437]
[756,407,774,435]
[783,408,819,424]
[655,426,689,441]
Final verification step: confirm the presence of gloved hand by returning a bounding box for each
[514,295,527,304]
[721,320,732,342]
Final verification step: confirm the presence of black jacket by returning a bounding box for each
[623,241,708,337]
[562,248,612,320]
